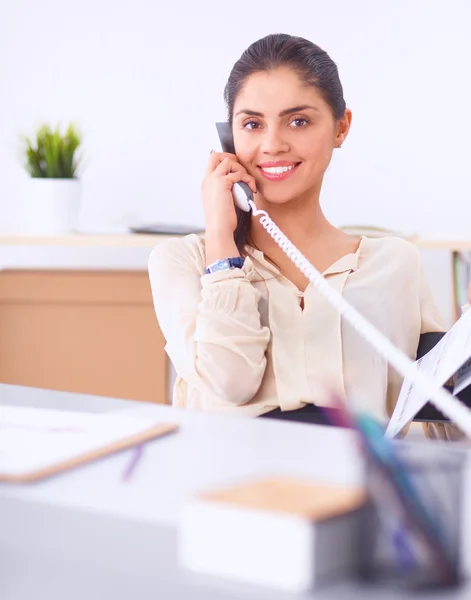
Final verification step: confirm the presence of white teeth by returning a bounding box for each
[261,165,295,174]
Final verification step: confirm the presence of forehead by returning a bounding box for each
[233,66,328,114]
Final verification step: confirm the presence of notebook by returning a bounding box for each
[0,405,178,483]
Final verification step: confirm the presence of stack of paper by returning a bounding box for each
[0,405,177,483]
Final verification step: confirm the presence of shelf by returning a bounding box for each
[0,233,469,251]
[413,237,471,251]
[0,233,175,247]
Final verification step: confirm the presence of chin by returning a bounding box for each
[260,190,301,206]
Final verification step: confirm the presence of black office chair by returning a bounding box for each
[259,332,471,426]
[413,332,471,421]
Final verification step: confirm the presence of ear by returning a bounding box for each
[335,108,352,149]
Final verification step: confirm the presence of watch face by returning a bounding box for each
[205,257,242,274]
[214,260,230,272]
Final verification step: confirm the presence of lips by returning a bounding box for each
[258,162,301,182]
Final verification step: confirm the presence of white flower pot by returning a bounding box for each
[23,178,82,234]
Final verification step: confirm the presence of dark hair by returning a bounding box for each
[224,33,346,256]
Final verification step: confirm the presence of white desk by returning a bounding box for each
[0,232,469,250]
[0,384,363,526]
[1,384,471,600]
[0,232,469,271]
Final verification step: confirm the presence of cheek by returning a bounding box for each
[237,149,255,166]
[233,138,257,169]
[301,132,334,172]
[303,129,332,155]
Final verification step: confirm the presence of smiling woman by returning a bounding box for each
[148,33,470,440]
[230,68,349,224]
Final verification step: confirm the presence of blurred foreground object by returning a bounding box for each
[179,476,368,593]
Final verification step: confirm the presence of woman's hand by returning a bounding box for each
[201,151,256,236]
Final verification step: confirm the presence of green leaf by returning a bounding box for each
[21,122,83,179]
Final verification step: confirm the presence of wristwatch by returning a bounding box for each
[205,256,244,275]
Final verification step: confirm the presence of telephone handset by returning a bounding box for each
[211,122,471,434]
[215,122,252,212]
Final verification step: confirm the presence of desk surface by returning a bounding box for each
[1,384,471,600]
[0,233,469,272]
[0,233,174,247]
[0,232,470,250]
[0,385,363,526]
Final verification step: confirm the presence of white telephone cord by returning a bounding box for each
[248,200,471,437]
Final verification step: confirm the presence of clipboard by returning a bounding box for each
[0,405,178,484]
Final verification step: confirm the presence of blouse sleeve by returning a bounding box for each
[148,238,271,407]
[385,248,443,421]
[418,260,445,335]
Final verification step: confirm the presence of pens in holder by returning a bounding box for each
[320,393,458,586]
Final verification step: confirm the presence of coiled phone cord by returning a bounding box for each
[248,199,471,437]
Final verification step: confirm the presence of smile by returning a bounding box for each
[258,162,301,181]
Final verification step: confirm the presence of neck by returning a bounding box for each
[249,186,337,254]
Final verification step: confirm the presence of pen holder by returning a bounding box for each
[359,442,466,590]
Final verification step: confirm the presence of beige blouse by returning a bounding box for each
[148,233,458,434]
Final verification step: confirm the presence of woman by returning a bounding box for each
[149,33,471,438]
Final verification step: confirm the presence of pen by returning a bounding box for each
[122,443,144,482]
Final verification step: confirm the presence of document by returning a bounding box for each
[386,308,471,438]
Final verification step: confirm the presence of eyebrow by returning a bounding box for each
[234,105,320,118]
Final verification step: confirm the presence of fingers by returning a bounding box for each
[224,171,257,194]
[205,152,257,194]
[214,157,243,176]
[214,157,257,193]
[205,151,236,177]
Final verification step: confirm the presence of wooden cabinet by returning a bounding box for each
[0,270,168,403]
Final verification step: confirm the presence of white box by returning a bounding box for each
[178,476,368,593]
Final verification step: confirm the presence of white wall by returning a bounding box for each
[2,0,471,234]
[1,0,470,322]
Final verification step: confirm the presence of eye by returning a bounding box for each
[289,118,309,128]
[243,120,261,130]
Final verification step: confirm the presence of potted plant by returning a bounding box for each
[22,123,83,234]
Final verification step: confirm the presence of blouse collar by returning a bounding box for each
[245,235,365,278]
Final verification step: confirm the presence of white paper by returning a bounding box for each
[0,405,162,477]
[386,308,471,438]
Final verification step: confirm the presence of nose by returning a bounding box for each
[260,126,290,155]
